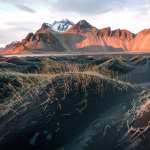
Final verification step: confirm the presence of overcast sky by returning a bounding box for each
[0,0,150,47]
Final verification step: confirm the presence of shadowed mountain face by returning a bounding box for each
[2,20,150,54]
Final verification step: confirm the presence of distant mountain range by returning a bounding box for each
[1,19,150,54]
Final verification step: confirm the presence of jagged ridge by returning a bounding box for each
[2,19,150,54]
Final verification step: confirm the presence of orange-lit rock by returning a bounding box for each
[130,29,150,51]
[2,20,150,54]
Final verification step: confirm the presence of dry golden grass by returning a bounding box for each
[0,57,135,121]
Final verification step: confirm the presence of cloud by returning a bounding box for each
[15,4,36,13]
[1,0,150,15]
[0,0,37,13]
[50,0,126,15]
[0,20,41,46]
[0,0,49,6]
[50,0,150,15]
[0,28,24,46]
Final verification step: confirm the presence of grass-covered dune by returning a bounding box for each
[0,55,149,150]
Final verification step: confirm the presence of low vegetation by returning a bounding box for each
[0,55,149,150]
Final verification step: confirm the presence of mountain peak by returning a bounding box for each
[77,20,93,29]
[37,23,52,33]
[138,28,150,35]
[41,23,51,28]
[52,19,73,24]
[51,19,74,32]
[98,27,111,36]
[111,29,135,39]
[37,19,74,33]
[67,20,95,33]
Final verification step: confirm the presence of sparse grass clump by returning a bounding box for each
[136,100,150,118]
[125,90,150,146]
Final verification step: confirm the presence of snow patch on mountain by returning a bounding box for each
[51,19,74,32]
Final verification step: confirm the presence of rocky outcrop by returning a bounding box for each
[130,29,150,51]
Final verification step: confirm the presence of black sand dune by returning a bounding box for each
[0,54,149,150]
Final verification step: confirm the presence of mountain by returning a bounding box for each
[2,19,150,54]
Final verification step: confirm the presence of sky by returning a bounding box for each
[0,0,150,47]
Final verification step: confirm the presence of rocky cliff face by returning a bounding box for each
[3,31,64,54]
[65,21,135,51]
[2,20,150,54]
[130,29,150,51]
